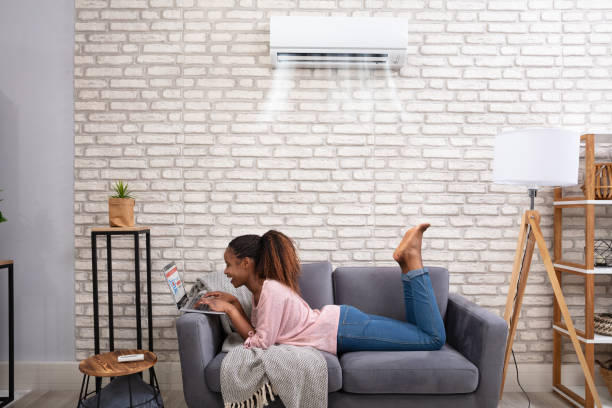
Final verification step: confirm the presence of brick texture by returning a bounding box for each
[75,1,612,363]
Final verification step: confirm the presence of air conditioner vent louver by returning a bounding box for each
[270,17,407,70]
[277,52,389,66]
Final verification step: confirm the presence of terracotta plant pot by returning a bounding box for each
[108,197,135,227]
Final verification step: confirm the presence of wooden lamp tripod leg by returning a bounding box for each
[528,213,602,408]
[500,210,602,408]
[500,212,535,397]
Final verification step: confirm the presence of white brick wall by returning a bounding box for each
[75,1,612,363]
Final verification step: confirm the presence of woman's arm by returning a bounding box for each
[229,298,250,323]
[201,285,287,348]
[197,297,254,340]
[213,293,250,324]
[199,292,249,323]
[226,304,255,340]
[243,288,286,349]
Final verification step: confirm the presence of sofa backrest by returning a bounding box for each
[333,266,449,320]
[298,261,335,310]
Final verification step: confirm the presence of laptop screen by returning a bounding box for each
[163,262,186,305]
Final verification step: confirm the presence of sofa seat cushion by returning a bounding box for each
[205,350,342,393]
[340,344,478,394]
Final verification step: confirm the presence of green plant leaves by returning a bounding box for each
[111,180,134,199]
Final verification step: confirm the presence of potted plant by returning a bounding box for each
[108,181,135,227]
[0,189,6,223]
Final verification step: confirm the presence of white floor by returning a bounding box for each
[0,390,30,407]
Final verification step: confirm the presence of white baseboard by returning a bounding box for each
[0,361,600,394]
[0,361,184,391]
[502,363,607,393]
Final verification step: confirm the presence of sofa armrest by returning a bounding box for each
[446,292,508,408]
[176,312,224,408]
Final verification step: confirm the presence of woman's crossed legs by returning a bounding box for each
[337,224,446,353]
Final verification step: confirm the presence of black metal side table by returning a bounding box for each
[90,227,153,393]
[0,260,14,408]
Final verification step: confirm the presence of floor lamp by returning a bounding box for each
[493,128,602,408]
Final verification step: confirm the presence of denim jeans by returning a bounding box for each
[336,268,446,353]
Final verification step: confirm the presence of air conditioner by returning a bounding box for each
[270,16,408,70]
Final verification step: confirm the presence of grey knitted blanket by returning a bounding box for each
[220,344,328,408]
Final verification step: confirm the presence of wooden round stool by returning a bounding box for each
[77,350,162,408]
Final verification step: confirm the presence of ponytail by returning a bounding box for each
[228,230,302,294]
[257,230,301,294]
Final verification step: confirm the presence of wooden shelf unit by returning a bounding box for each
[554,386,612,408]
[553,133,612,408]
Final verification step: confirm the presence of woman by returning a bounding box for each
[195,224,445,355]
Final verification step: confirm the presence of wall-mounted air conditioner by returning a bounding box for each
[270,16,408,70]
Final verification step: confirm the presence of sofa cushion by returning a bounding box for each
[333,266,448,320]
[340,344,478,394]
[205,350,342,393]
[298,261,334,310]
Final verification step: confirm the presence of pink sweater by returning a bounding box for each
[243,279,341,355]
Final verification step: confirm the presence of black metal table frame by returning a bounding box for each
[0,262,13,408]
[91,229,153,393]
[77,368,162,408]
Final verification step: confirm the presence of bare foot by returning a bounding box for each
[393,223,430,272]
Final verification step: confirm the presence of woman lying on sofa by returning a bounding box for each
[195,224,446,355]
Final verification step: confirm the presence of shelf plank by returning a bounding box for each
[554,199,612,206]
[554,263,612,275]
[554,325,612,344]
[555,384,587,407]
[555,322,588,340]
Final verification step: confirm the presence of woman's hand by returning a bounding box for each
[202,291,238,305]
[195,297,233,314]
[194,292,254,339]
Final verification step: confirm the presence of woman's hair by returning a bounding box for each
[227,234,260,259]
[227,230,301,294]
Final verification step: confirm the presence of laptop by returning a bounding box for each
[162,262,226,315]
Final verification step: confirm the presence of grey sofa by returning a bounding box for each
[176,262,508,408]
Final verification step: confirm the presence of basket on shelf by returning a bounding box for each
[596,358,612,398]
[581,162,612,199]
[595,239,612,267]
[594,313,612,336]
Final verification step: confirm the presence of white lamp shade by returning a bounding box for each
[492,128,580,187]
